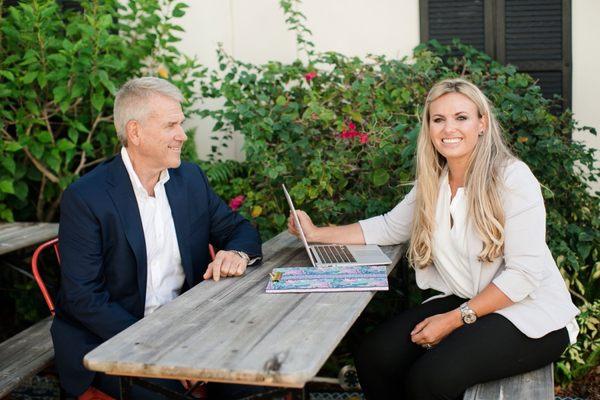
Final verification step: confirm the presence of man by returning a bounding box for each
[51,77,262,398]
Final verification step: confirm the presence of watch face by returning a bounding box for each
[464,312,477,324]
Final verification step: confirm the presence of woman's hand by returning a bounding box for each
[287,210,320,242]
[410,310,463,348]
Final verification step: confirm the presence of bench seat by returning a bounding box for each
[464,364,554,400]
[0,316,54,397]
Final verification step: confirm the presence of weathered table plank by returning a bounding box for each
[84,232,405,388]
[0,222,58,256]
[0,316,54,397]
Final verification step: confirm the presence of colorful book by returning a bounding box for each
[265,265,389,293]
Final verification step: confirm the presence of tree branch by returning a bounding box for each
[23,146,59,183]
[36,175,46,222]
[44,191,62,222]
[73,113,112,176]
[41,107,55,144]
[569,287,590,305]
[82,156,107,170]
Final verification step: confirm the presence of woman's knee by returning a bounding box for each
[354,316,422,375]
[405,358,465,400]
[354,331,392,372]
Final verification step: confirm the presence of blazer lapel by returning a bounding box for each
[106,155,148,304]
[165,172,194,287]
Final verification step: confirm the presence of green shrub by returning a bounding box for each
[558,300,600,383]
[201,41,599,303]
[199,0,599,385]
[0,0,204,222]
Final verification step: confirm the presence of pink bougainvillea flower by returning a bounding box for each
[340,121,360,139]
[304,71,317,82]
[340,130,359,139]
[229,195,245,211]
[359,133,369,144]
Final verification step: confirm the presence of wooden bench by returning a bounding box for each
[0,316,54,398]
[464,364,554,400]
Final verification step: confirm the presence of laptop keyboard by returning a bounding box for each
[313,245,357,264]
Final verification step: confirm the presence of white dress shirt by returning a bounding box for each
[359,160,579,343]
[432,173,474,299]
[121,147,185,316]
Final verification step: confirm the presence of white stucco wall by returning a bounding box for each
[175,1,599,193]
[176,0,420,160]
[572,0,600,192]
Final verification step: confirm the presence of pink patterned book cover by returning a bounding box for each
[266,265,389,293]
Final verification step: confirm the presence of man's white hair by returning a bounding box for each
[113,77,184,146]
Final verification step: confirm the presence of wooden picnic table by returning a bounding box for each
[0,222,58,256]
[83,231,406,390]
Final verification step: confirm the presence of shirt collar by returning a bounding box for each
[120,147,170,197]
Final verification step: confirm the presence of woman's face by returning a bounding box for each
[428,92,485,167]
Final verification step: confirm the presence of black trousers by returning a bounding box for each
[353,295,570,400]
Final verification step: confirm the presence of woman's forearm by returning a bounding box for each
[447,283,514,328]
[310,223,366,245]
[468,283,514,317]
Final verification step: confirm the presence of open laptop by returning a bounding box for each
[282,184,392,268]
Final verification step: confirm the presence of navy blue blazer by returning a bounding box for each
[50,154,261,396]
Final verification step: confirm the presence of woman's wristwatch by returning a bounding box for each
[459,302,478,324]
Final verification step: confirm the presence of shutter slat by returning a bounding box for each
[527,71,562,100]
[427,0,485,51]
[505,0,562,63]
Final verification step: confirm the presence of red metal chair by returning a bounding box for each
[31,238,115,400]
[31,238,60,315]
[208,244,216,261]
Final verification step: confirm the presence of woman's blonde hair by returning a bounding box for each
[408,78,514,268]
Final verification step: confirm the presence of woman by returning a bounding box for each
[288,78,579,399]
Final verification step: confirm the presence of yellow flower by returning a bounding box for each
[157,65,169,79]
[251,205,263,218]
[517,136,528,143]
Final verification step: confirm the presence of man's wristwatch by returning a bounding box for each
[459,302,477,324]
[230,250,250,263]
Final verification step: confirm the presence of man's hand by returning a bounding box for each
[203,250,248,281]
[410,310,463,348]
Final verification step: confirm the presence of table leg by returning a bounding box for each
[119,376,132,400]
[301,385,308,400]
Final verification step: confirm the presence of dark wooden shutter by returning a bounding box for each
[421,0,486,52]
[420,0,571,109]
[499,0,571,108]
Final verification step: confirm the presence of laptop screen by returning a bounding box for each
[282,184,316,267]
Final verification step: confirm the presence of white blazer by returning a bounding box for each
[359,160,579,339]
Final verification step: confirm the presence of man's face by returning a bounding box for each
[135,94,187,171]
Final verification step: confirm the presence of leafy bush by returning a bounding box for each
[201,39,599,300]
[558,300,600,383]
[0,0,204,222]
[199,0,599,384]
